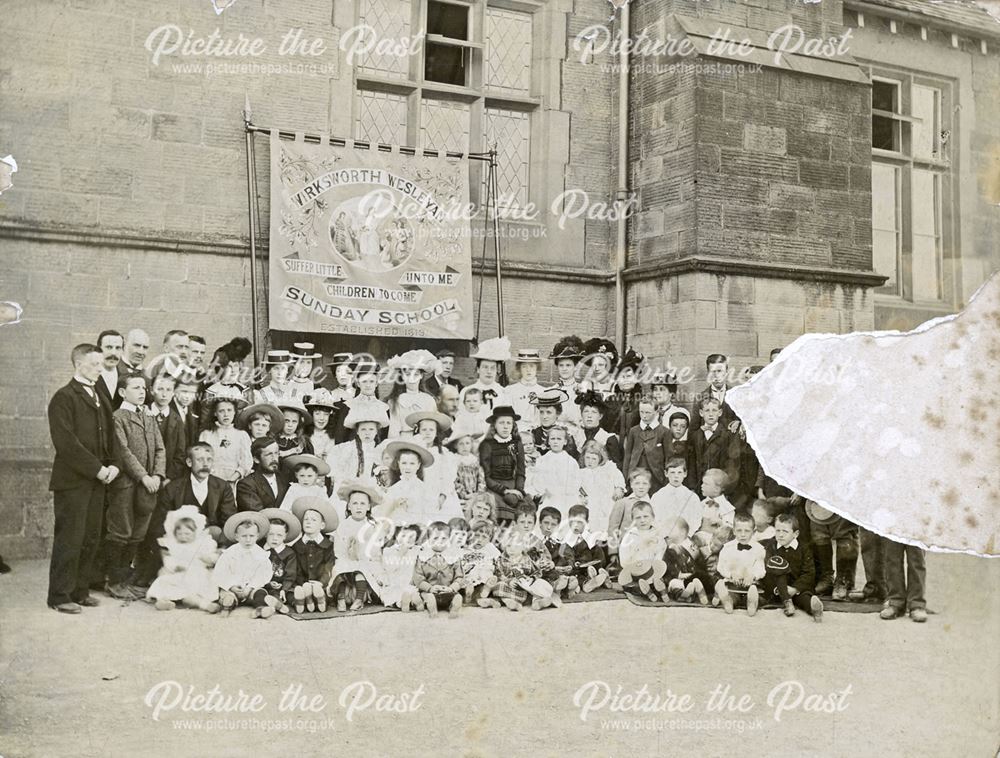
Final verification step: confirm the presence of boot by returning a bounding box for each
[813,542,834,596]
[834,538,858,601]
[104,542,139,600]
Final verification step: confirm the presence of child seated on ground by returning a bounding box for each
[617,501,668,602]
[381,524,425,612]
[750,499,775,543]
[330,480,388,612]
[563,504,610,594]
[761,512,824,622]
[695,468,735,542]
[412,521,465,618]
[537,507,577,597]
[146,506,220,614]
[650,458,702,538]
[461,520,501,606]
[213,513,277,618]
[504,504,552,567]
[290,496,338,614]
[260,508,299,614]
[491,528,558,611]
[714,513,765,616]
[664,519,708,605]
[463,491,496,525]
[607,468,654,564]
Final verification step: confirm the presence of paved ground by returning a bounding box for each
[1,553,997,758]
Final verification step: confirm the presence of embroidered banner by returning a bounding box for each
[268,136,474,338]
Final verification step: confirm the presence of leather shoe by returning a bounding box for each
[879,605,903,620]
[909,607,928,623]
[76,595,100,607]
[49,602,82,614]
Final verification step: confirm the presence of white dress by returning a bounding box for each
[199,426,253,484]
[577,463,626,538]
[388,391,437,438]
[380,543,420,608]
[378,476,448,526]
[526,450,581,518]
[506,381,547,429]
[253,384,292,406]
[331,517,388,594]
[329,439,380,482]
[422,446,463,518]
[147,533,219,602]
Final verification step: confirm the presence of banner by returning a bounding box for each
[267,136,474,339]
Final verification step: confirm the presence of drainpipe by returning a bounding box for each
[614,2,630,352]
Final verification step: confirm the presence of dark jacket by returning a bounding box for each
[172,399,200,452]
[293,537,335,584]
[236,468,290,511]
[622,423,672,488]
[48,379,114,491]
[691,425,741,495]
[267,546,299,595]
[157,473,236,529]
[689,385,739,431]
[761,537,816,595]
[151,404,188,481]
[479,435,526,494]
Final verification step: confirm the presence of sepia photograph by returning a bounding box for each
[0,0,997,756]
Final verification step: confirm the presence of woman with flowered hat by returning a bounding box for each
[459,336,510,413]
[252,350,295,405]
[384,349,438,438]
[548,335,586,427]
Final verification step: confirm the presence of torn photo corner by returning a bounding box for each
[728,271,1000,558]
[0,154,17,194]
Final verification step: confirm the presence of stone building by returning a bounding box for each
[0,0,997,557]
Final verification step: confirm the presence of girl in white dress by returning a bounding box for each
[376,440,444,526]
[385,350,437,438]
[146,506,220,613]
[329,480,389,611]
[380,523,425,611]
[199,396,253,489]
[577,439,625,540]
[408,411,463,521]
[305,389,338,479]
[526,426,581,518]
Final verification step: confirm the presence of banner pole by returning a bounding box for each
[489,149,505,339]
[243,97,261,364]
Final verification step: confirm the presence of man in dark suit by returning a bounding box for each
[172,376,201,451]
[622,398,671,493]
[236,436,289,511]
[148,373,188,481]
[421,349,464,396]
[133,441,237,586]
[689,353,739,431]
[121,328,150,378]
[47,344,119,613]
[691,397,741,498]
[95,330,124,409]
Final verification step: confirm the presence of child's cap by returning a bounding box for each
[290,496,340,532]
[259,507,302,542]
[223,510,270,543]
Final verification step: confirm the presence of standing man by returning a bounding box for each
[236,436,289,511]
[422,349,464,396]
[47,344,119,613]
[121,329,150,378]
[187,335,207,370]
[95,330,124,407]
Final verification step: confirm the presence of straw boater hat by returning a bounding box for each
[581,338,619,369]
[325,351,354,369]
[277,399,313,426]
[236,402,285,433]
[384,438,435,468]
[291,342,322,361]
[529,387,570,408]
[304,387,340,413]
[202,385,249,418]
[485,404,521,425]
[549,335,586,363]
[514,348,543,364]
[405,410,453,433]
[223,510,271,542]
[262,349,294,366]
[471,336,511,364]
[342,398,390,429]
[290,495,340,532]
[336,478,384,506]
[282,453,331,478]
[443,414,486,448]
[259,507,302,542]
[805,500,840,525]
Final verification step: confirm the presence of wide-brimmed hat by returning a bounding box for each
[223,510,271,542]
[581,338,619,369]
[336,478,384,506]
[259,507,302,542]
[163,505,207,540]
[236,402,284,433]
[291,342,322,361]
[282,453,331,478]
[549,335,586,362]
[471,336,511,363]
[618,348,646,373]
[343,398,390,429]
[384,439,435,468]
[404,410,453,433]
[486,405,521,425]
[514,348,543,364]
[290,496,339,532]
[304,387,341,413]
[529,388,569,408]
[443,415,486,448]
[805,500,840,525]
[262,349,294,366]
[574,389,607,412]
[277,400,313,426]
[325,352,354,369]
[387,349,437,372]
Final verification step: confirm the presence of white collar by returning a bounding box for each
[74,374,96,387]
[120,401,139,413]
[190,474,208,488]
[300,533,325,544]
[778,538,799,550]
[493,435,513,443]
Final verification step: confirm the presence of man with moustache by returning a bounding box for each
[47,344,119,613]
[236,436,289,511]
[133,442,237,586]
[95,330,124,408]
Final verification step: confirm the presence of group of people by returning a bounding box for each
[44,329,928,623]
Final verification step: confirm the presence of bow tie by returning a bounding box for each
[737,543,751,551]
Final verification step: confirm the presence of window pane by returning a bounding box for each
[424,43,467,86]
[420,98,470,153]
[427,0,469,39]
[872,163,899,292]
[911,169,941,300]
[355,89,408,145]
[356,0,411,79]
[872,115,897,150]
[911,84,939,161]
[486,8,533,96]
[872,80,896,112]
[484,107,530,209]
